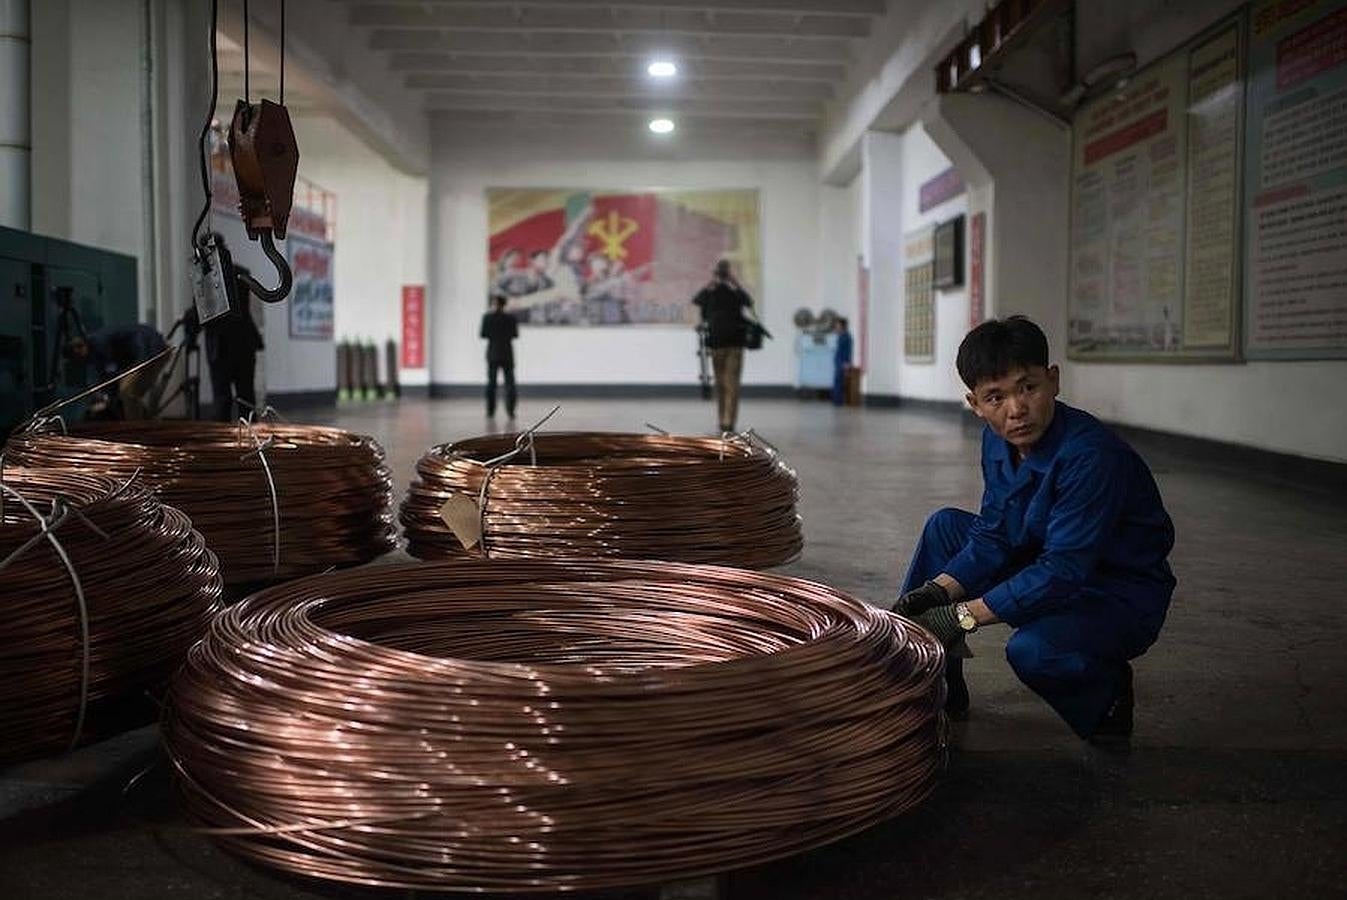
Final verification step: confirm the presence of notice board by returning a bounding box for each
[1243,0,1347,359]
[904,226,935,363]
[1068,15,1245,360]
[287,232,335,341]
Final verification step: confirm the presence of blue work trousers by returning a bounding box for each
[902,508,1160,737]
[831,365,847,406]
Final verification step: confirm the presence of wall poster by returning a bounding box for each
[1243,0,1347,359]
[969,211,987,329]
[904,226,935,363]
[486,188,760,326]
[401,285,425,369]
[287,223,335,341]
[1068,15,1245,360]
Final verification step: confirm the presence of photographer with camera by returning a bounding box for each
[691,259,759,433]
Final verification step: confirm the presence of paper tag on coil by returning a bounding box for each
[439,493,482,550]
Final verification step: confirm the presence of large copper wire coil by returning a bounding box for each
[0,467,223,765]
[400,432,804,567]
[5,421,397,585]
[164,559,945,892]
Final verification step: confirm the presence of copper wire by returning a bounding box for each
[400,432,804,568]
[0,467,223,766]
[5,420,397,585]
[164,559,945,892]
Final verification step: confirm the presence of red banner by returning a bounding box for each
[1277,7,1347,90]
[1084,109,1169,165]
[402,285,425,369]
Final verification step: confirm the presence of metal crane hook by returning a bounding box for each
[241,232,293,304]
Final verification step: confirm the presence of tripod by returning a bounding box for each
[696,323,713,401]
[151,308,203,420]
[46,286,88,395]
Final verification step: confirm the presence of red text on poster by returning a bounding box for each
[402,285,425,369]
[969,212,986,329]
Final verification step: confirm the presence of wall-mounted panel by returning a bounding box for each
[1242,0,1347,360]
[1068,14,1245,361]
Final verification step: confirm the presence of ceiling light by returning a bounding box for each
[648,118,675,134]
[647,60,678,78]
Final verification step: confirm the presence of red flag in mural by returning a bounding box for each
[487,188,758,326]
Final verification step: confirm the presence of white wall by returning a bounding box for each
[857,123,969,402]
[816,176,862,325]
[925,92,1070,360]
[30,0,149,304]
[290,115,429,386]
[235,112,433,397]
[429,125,819,387]
[860,130,904,396]
[894,122,968,402]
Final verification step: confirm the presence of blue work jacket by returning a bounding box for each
[944,401,1175,629]
[835,332,853,368]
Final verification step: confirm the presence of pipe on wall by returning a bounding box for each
[0,0,30,230]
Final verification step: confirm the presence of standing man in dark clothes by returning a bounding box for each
[480,293,519,419]
[893,316,1175,743]
[202,290,265,422]
[691,259,755,433]
[831,317,853,406]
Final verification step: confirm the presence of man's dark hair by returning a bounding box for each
[956,315,1050,389]
[491,293,508,310]
[837,317,849,329]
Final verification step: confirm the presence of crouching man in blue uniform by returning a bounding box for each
[895,316,1175,742]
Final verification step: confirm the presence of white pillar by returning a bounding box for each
[0,0,30,229]
[923,92,1070,353]
[860,130,905,397]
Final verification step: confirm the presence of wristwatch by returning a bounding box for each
[954,602,978,634]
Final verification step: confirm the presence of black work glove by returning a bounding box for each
[892,579,951,617]
[912,604,964,647]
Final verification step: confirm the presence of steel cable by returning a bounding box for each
[400,432,803,568]
[5,420,397,586]
[164,559,945,892]
[0,467,223,765]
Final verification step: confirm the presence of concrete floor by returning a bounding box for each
[2,394,1345,899]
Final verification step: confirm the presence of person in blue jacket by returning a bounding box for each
[831,317,853,406]
[893,316,1175,742]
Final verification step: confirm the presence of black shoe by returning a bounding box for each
[1090,662,1134,744]
[945,657,970,719]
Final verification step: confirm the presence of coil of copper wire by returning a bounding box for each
[0,467,223,766]
[164,559,944,892]
[400,432,803,568]
[4,420,397,586]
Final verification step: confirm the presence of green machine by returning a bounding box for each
[1,225,139,435]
